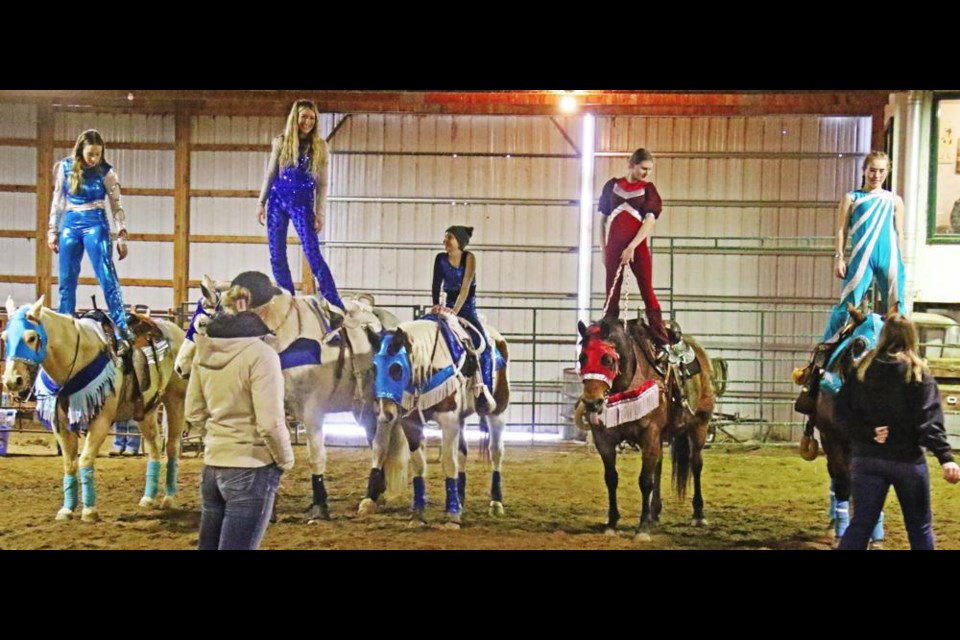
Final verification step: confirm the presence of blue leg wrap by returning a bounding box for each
[444,477,461,515]
[144,459,161,499]
[412,476,426,510]
[80,466,96,509]
[165,457,178,497]
[63,474,78,511]
[491,470,503,503]
[835,500,850,538]
[870,510,885,543]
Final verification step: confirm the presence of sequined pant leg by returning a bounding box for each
[266,201,295,295]
[290,207,343,310]
[57,224,86,315]
[84,220,129,333]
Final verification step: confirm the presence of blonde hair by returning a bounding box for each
[222,285,251,314]
[69,129,106,194]
[862,150,890,172]
[856,313,927,384]
[278,99,328,178]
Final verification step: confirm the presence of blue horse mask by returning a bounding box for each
[4,306,48,365]
[374,334,412,405]
[184,296,220,342]
[820,312,884,396]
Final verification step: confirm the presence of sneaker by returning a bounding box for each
[109,450,122,457]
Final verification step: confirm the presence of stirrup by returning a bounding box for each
[115,337,132,358]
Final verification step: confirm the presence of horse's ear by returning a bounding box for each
[27,296,44,323]
[847,303,866,325]
[883,307,899,321]
[578,320,588,339]
[5,296,16,317]
[366,327,382,352]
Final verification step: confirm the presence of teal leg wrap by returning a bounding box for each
[63,474,78,511]
[144,459,162,499]
[79,466,96,509]
[165,458,178,497]
[870,510,885,542]
[835,500,850,538]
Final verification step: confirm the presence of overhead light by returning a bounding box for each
[560,94,578,114]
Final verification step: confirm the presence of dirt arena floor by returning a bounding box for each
[2,428,959,550]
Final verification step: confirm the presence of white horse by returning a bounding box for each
[174,276,407,522]
[2,296,188,522]
[373,318,510,528]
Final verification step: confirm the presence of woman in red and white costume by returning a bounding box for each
[598,148,668,349]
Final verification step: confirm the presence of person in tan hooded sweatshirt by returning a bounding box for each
[186,284,294,551]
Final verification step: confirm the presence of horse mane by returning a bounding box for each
[398,320,453,385]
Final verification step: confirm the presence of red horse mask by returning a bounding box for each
[579,337,620,387]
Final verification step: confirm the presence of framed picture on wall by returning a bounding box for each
[929,92,960,241]
[941,126,956,164]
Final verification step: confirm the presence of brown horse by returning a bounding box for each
[574,317,715,540]
[795,306,886,541]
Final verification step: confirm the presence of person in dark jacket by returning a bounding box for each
[835,313,960,550]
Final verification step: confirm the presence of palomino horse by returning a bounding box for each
[2,297,187,522]
[373,317,510,528]
[794,306,886,542]
[574,317,715,540]
[174,277,406,522]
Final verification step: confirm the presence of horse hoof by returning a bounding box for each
[408,517,428,528]
[488,501,505,517]
[634,532,652,543]
[358,498,377,515]
[306,504,331,523]
[160,496,178,510]
[603,527,618,537]
[869,540,885,550]
[81,507,100,523]
[139,496,157,509]
[443,520,462,530]
[691,518,708,527]
[55,508,74,521]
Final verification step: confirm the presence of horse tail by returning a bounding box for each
[382,418,410,499]
[671,430,691,501]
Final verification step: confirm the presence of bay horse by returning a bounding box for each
[174,276,407,522]
[574,317,715,540]
[794,306,886,542]
[373,317,510,528]
[2,296,188,522]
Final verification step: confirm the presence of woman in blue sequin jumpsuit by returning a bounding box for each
[47,129,133,355]
[256,99,343,311]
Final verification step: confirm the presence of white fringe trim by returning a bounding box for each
[603,384,659,428]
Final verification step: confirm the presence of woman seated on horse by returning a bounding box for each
[430,225,494,408]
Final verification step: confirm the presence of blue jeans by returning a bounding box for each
[113,420,140,453]
[837,456,934,550]
[198,464,283,550]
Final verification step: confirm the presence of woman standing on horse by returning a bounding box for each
[822,150,905,343]
[834,313,959,550]
[47,129,134,355]
[256,99,344,312]
[598,148,669,359]
[431,225,495,409]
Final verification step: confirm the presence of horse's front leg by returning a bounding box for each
[436,409,463,529]
[161,398,185,510]
[77,405,116,523]
[593,429,620,535]
[486,413,506,517]
[55,427,80,521]
[137,408,164,509]
[303,402,330,523]
[359,415,393,515]
[636,427,662,542]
